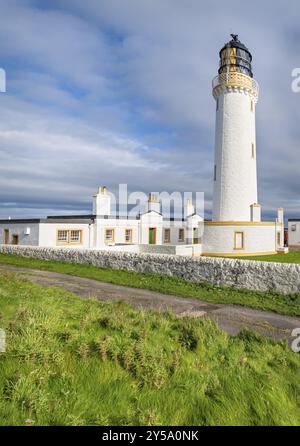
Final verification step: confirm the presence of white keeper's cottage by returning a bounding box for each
[288,219,300,249]
[0,35,286,257]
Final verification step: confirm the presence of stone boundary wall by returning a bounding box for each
[0,245,300,294]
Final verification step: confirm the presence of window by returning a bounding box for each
[234,231,244,250]
[277,232,281,247]
[105,229,115,243]
[164,228,171,243]
[214,165,217,181]
[216,98,219,111]
[70,230,81,243]
[57,230,68,242]
[178,228,185,242]
[125,229,133,243]
[57,229,82,245]
[251,143,256,159]
[291,224,297,232]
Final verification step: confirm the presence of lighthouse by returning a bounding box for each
[212,34,260,222]
[202,34,285,257]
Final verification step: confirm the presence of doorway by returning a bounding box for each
[193,228,199,244]
[4,229,9,245]
[12,234,19,245]
[149,227,157,245]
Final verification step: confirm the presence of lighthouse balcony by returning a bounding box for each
[212,72,259,96]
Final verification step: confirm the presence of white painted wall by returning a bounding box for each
[213,86,258,221]
[94,218,140,249]
[38,223,92,248]
[140,211,164,245]
[91,243,202,256]
[186,214,204,244]
[101,244,140,253]
[162,222,184,245]
[140,244,202,256]
[175,244,202,256]
[0,214,203,252]
[288,221,300,247]
[0,217,281,256]
[202,223,280,254]
[94,214,204,249]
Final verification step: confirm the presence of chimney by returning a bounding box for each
[250,203,261,222]
[92,186,111,216]
[186,199,195,217]
[277,208,284,224]
[146,193,161,213]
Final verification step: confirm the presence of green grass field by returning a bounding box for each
[0,253,300,316]
[0,272,300,426]
[229,251,300,263]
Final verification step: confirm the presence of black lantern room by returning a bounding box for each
[218,34,253,78]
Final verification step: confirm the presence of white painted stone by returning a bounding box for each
[202,224,282,254]
[213,87,258,221]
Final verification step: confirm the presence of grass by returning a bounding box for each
[0,272,300,426]
[227,251,300,264]
[0,253,300,317]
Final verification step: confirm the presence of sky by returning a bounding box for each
[0,0,299,220]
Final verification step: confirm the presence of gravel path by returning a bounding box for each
[1,264,299,341]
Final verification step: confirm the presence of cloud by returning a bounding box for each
[0,0,299,221]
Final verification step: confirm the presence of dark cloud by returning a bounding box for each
[0,0,299,220]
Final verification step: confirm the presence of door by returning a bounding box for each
[193,228,199,244]
[3,229,9,245]
[149,228,156,245]
[12,234,19,245]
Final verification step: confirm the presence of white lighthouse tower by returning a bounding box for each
[212,34,260,222]
[202,35,285,256]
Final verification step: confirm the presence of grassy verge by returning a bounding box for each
[224,251,300,264]
[0,253,300,317]
[0,272,299,426]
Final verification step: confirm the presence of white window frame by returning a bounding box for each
[178,228,185,242]
[125,229,133,243]
[164,228,171,243]
[105,228,115,243]
[57,229,83,245]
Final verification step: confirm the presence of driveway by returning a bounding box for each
[0,264,299,341]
